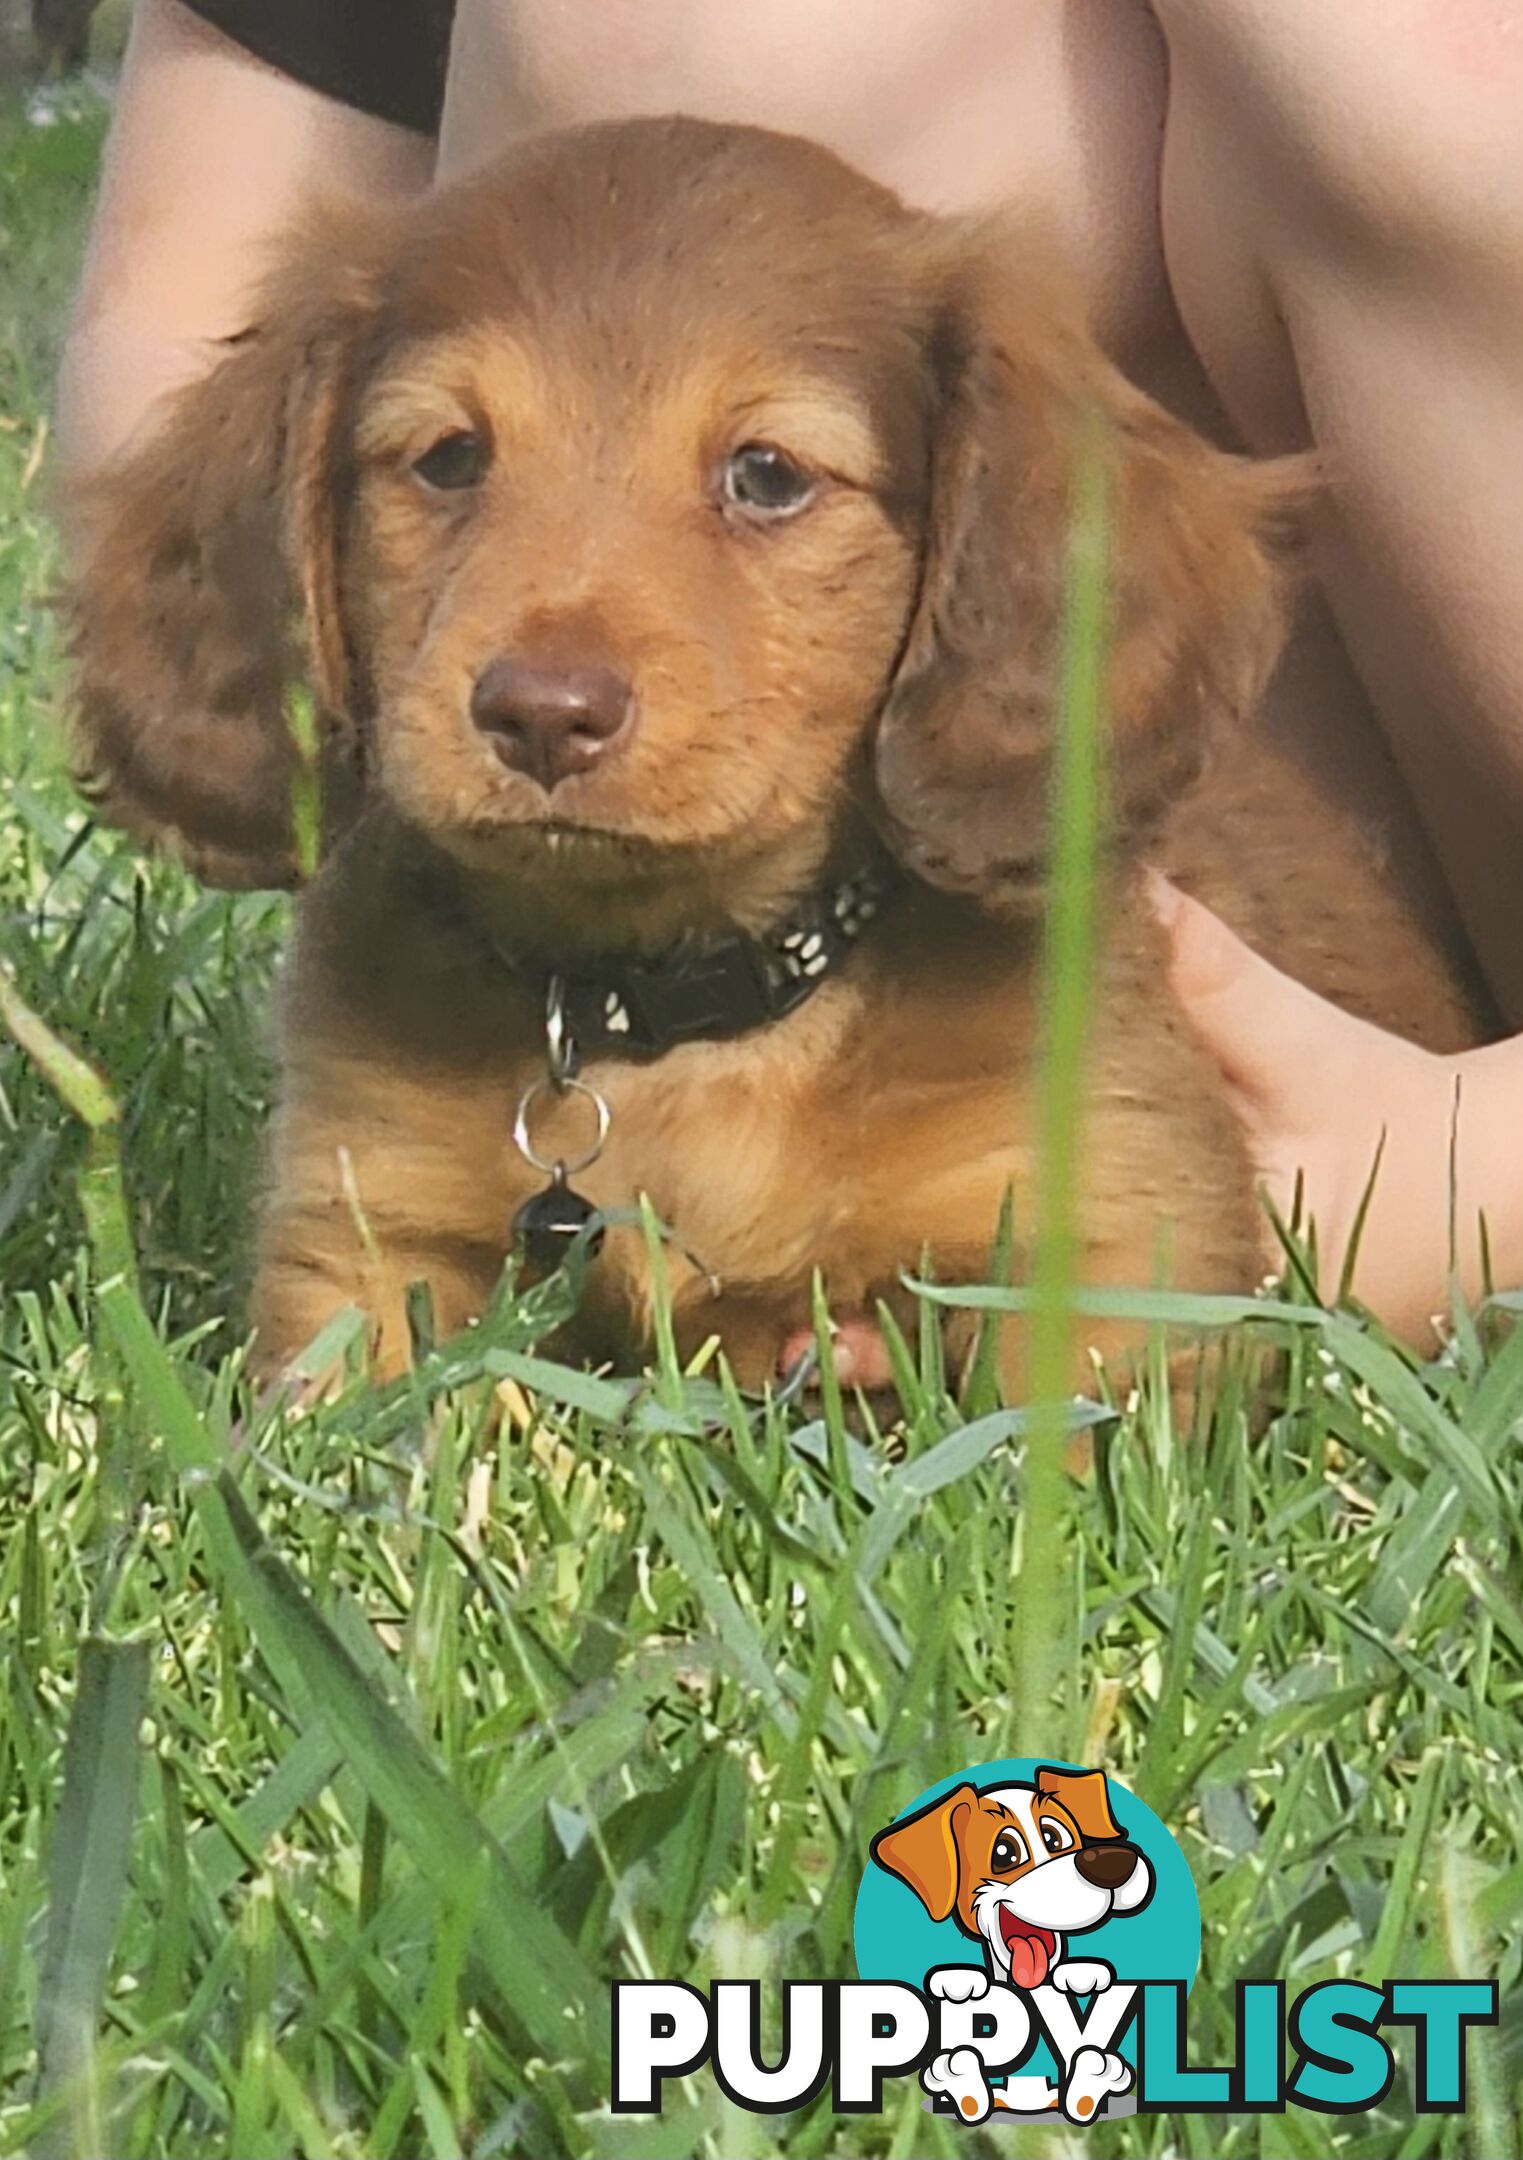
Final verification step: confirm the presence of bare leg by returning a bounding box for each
[1156,0,1523,1022]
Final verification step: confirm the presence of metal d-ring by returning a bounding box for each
[512,1074,610,1177]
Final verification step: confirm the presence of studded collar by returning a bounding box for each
[490,864,898,1068]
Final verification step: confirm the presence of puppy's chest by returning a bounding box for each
[589,1049,837,1284]
[552,968,1041,1304]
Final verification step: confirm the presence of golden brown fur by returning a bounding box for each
[65,118,1480,1387]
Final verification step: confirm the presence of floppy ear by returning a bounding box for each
[875,222,1308,908]
[869,1782,976,1922]
[1036,1766,1123,1844]
[65,208,386,889]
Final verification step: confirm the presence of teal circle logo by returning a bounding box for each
[853,1759,1198,2118]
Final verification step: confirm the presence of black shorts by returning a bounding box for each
[178,0,454,135]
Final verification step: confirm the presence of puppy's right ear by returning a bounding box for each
[65,208,386,888]
[869,1784,976,1922]
[875,218,1305,910]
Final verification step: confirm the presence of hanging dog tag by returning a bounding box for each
[513,1163,605,1272]
[510,996,611,1275]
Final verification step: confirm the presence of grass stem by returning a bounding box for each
[1012,415,1113,1757]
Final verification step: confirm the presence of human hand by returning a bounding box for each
[775,884,1517,1384]
[1149,874,1518,1342]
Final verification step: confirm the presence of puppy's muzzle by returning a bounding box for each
[471,655,635,791]
[1074,1844,1142,1893]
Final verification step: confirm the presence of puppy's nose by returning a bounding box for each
[1074,1845,1138,1892]
[470,657,633,789]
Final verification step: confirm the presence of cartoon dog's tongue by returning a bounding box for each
[999,1911,1057,1989]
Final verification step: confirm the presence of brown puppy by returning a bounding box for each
[66,117,1479,1386]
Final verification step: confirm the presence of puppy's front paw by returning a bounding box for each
[1062,2044,1132,2123]
[922,2046,993,2124]
[1049,1958,1114,1997]
[927,1964,989,2004]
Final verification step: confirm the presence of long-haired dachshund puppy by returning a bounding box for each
[67,117,1478,1388]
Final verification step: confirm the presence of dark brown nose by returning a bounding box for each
[1074,1844,1139,1892]
[470,657,634,790]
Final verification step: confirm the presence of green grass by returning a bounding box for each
[1,95,1521,2159]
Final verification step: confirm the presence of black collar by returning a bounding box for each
[491,865,897,1066]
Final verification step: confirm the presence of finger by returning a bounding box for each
[1146,872,1376,1123]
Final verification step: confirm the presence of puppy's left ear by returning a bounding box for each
[875,223,1310,907]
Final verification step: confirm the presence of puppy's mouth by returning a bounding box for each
[512,818,652,853]
[478,815,670,867]
[997,1912,1057,1989]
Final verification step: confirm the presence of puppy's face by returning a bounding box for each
[69,116,1298,902]
[339,128,933,903]
[871,1769,1154,1988]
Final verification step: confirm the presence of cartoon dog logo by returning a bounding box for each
[870,1766,1154,2123]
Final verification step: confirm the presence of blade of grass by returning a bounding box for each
[1365,1750,1445,1978]
[960,1184,1018,1418]
[267,2051,340,2160]
[33,1635,151,2160]
[1012,411,1113,1755]
[229,1878,277,2160]
[283,685,323,885]
[911,1279,1327,1328]
[140,1755,191,2026]
[639,1192,684,1411]
[1436,1846,1511,2155]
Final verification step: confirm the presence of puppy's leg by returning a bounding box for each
[252,1051,514,1380]
[253,1223,503,1381]
[667,1283,800,1392]
[896,1081,1259,1419]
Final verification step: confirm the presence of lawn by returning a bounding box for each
[1,91,1520,2160]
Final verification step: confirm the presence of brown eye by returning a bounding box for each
[413,430,489,491]
[721,442,816,519]
[991,1832,1027,1875]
